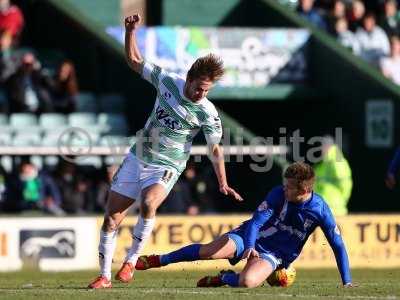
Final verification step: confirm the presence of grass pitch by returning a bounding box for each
[0,268,399,300]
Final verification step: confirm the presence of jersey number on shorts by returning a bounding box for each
[161,170,173,184]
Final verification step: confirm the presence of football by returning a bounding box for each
[266,266,296,287]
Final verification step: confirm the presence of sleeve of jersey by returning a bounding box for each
[243,191,278,250]
[320,204,352,285]
[202,114,222,145]
[388,147,400,175]
[140,61,164,89]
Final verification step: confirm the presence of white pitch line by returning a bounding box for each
[137,288,399,300]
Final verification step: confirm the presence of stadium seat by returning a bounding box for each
[76,92,99,113]
[0,113,8,125]
[41,132,62,146]
[0,156,12,173]
[68,112,102,134]
[75,155,102,168]
[68,112,97,126]
[10,113,41,134]
[0,114,10,134]
[97,113,128,135]
[99,93,126,113]
[98,135,133,147]
[12,132,41,146]
[43,156,59,168]
[0,132,11,146]
[39,113,68,129]
[104,155,124,166]
[10,113,38,127]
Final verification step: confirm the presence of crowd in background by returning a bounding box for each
[0,0,79,114]
[0,158,219,216]
[297,0,400,84]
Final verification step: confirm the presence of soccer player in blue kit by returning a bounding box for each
[135,162,355,288]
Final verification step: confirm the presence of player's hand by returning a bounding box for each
[242,248,259,260]
[385,173,396,189]
[219,184,243,202]
[125,14,141,31]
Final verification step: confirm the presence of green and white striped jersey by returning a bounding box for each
[130,61,223,173]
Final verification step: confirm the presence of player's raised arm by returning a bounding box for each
[209,144,243,202]
[320,203,353,287]
[124,14,143,73]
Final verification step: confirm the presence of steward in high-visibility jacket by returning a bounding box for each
[314,144,353,216]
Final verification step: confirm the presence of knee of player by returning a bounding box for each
[102,216,119,232]
[239,275,261,288]
[198,245,215,259]
[141,197,158,215]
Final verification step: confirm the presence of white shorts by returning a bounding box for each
[110,152,179,200]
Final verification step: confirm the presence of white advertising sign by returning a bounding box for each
[0,218,98,271]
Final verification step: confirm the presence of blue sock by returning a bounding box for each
[160,244,201,265]
[221,272,240,287]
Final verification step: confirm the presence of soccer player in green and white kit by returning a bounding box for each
[88,14,243,289]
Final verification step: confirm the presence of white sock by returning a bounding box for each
[125,216,155,265]
[98,230,118,280]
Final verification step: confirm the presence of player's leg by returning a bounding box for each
[89,153,140,288]
[237,257,274,287]
[116,182,168,282]
[88,191,135,288]
[137,234,237,270]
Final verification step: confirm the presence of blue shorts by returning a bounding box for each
[226,227,282,271]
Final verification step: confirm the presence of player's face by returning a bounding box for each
[283,178,306,203]
[185,77,213,102]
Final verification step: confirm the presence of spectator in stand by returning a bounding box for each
[0,0,24,52]
[50,60,78,114]
[385,146,400,189]
[6,52,54,113]
[334,17,360,54]
[54,161,90,214]
[348,0,365,32]
[158,162,216,215]
[380,0,400,37]
[0,0,23,85]
[355,12,390,65]
[297,0,327,30]
[380,35,400,84]
[327,0,347,34]
[313,136,353,216]
[4,161,64,215]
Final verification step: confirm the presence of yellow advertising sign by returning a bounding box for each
[97,214,400,270]
[298,215,400,268]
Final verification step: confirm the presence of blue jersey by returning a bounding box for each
[242,186,352,284]
[388,147,400,176]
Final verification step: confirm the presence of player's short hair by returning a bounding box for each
[284,162,315,192]
[187,53,224,82]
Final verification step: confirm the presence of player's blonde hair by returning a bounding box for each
[284,162,315,192]
[187,54,224,82]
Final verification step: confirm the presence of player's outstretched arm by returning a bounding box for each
[125,14,143,73]
[209,144,243,202]
[320,205,353,286]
